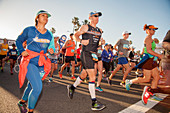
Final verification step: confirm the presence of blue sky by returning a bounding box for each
[0,0,169,52]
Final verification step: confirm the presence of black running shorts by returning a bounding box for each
[81,51,95,69]
[65,56,75,63]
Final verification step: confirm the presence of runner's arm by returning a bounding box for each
[62,40,70,49]
[145,36,162,58]
[99,29,105,45]
[74,25,89,45]
[114,44,118,51]
[16,28,29,54]
[48,30,55,54]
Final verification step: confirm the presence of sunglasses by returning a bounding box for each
[92,15,99,17]
[149,29,156,31]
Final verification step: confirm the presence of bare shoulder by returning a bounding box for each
[79,25,88,32]
[144,35,152,43]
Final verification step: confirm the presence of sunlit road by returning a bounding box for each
[0,64,170,113]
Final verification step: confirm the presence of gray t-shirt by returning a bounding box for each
[116,39,129,58]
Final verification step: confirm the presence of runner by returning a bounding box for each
[125,24,163,105]
[102,43,113,79]
[140,30,170,105]
[48,35,60,82]
[95,45,104,92]
[75,44,82,73]
[59,33,76,80]
[16,10,54,113]
[67,11,106,111]
[7,43,18,75]
[0,38,9,72]
[107,31,131,87]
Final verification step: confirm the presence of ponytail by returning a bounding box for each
[143,24,149,31]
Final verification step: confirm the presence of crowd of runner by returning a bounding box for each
[0,10,169,113]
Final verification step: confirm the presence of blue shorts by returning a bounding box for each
[50,59,57,64]
[118,57,128,65]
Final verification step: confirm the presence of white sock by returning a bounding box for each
[73,77,82,87]
[89,82,96,99]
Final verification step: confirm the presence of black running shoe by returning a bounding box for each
[92,101,106,111]
[107,77,112,86]
[17,101,27,113]
[67,85,75,99]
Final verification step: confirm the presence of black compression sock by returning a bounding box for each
[92,98,97,106]
[71,85,75,90]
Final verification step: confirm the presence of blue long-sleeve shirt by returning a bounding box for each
[101,49,114,63]
[16,26,55,66]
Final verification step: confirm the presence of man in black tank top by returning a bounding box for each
[67,11,106,111]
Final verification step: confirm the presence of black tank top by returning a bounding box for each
[82,24,102,52]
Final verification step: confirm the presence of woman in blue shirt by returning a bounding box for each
[101,43,113,78]
[16,10,55,113]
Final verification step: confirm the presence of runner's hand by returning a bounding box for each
[21,51,29,57]
[48,48,54,54]
[81,39,89,46]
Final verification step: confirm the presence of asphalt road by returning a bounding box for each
[0,64,170,113]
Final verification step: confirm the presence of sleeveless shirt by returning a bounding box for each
[82,24,102,52]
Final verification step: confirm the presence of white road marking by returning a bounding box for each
[119,93,168,113]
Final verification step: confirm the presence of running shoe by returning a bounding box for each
[11,72,13,75]
[107,77,112,86]
[17,101,27,113]
[125,79,131,91]
[91,100,106,111]
[48,78,53,82]
[150,94,163,101]
[71,76,76,80]
[67,85,75,99]
[120,81,125,87]
[59,73,62,79]
[141,86,153,105]
[96,86,104,92]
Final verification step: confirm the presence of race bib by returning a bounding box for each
[11,51,16,55]
[2,49,7,51]
[91,53,98,61]
[123,44,129,49]
[71,49,75,53]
